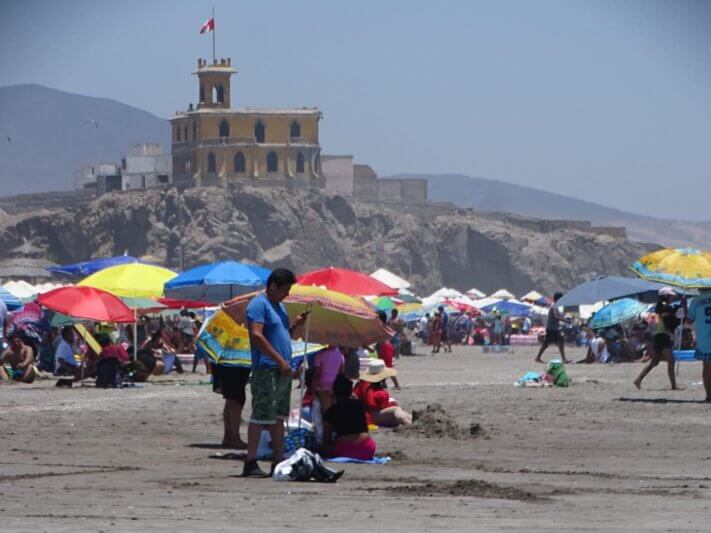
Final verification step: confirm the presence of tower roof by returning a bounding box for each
[193,57,236,75]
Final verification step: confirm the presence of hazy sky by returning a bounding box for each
[1,0,710,219]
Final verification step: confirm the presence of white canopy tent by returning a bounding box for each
[466,287,486,298]
[421,287,463,308]
[370,268,411,290]
[521,290,543,302]
[3,280,38,299]
[489,288,515,300]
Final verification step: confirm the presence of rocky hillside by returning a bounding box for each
[0,187,656,295]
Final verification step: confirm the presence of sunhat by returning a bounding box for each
[359,359,397,383]
[658,286,675,297]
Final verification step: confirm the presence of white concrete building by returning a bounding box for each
[121,143,172,190]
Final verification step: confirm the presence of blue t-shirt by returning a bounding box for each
[688,294,711,354]
[246,293,292,368]
[440,311,449,333]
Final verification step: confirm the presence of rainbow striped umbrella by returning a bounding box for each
[223,284,392,348]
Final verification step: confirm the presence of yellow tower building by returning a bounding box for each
[170,58,323,187]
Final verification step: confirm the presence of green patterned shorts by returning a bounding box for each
[250,366,291,424]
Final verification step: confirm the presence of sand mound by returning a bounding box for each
[386,479,546,502]
[395,403,482,439]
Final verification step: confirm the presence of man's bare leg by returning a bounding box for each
[268,419,285,465]
[0,366,10,382]
[534,342,548,363]
[662,349,680,390]
[245,422,263,463]
[223,399,246,448]
[558,341,572,363]
[702,360,711,401]
[634,354,660,389]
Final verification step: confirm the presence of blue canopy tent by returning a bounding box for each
[46,255,145,279]
[556,276,688,308]
[0,286,23,311]
[481,300,532,316]
[164,261,270,304]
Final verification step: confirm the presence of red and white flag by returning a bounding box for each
[200,18,215,34]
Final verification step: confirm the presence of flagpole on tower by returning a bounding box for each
[212,6,216,63]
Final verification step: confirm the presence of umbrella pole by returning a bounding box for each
[297,307,312,430]
[133,307,138,361]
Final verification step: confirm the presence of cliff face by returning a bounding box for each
[0,187,655,294]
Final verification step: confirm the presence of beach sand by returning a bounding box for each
[1,345,709,532]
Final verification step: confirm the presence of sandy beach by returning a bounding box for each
[1,345,709,532]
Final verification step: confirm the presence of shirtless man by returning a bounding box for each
[0,334,37,383]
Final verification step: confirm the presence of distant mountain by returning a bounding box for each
[0,84,169,194]
[384,174,711,249]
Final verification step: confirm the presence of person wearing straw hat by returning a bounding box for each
[353,359,412,428]
[687,289,711,401]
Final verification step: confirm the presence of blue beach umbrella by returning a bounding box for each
[164,261,270,304]
[46,255,145,279]
[588,298,648,329]
[481,300,532,316]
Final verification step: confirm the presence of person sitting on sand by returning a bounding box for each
[0,333,38,383]
[140,329,184,376]
[634,287,681,390]
[55,327,80,381]
[313,345,345,413]
[95,333,130,388]
[323,374,377,460]
[353,359,412,427]
[576,331,609,364]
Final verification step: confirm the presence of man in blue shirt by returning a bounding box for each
[243,268,307,477]
[437,305,452,353]
[687,290,711,402]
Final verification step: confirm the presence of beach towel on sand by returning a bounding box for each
[327,456,390,464]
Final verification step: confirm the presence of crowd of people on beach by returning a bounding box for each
[2,265,709,482]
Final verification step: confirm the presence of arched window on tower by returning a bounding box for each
[314,154,320,174]
[290,121,301,139]
[254,121,265,143]
[267,152,278,173]
[183,125,188,142]
[234,152,246,173]
[211,86,218,104]
[176,125,181,142]
[219,120,229,139]
[296,152,305,173]
[192,121,197,140]
[208,152,216,174]
[216,85,224,103]
[200,85,205,103]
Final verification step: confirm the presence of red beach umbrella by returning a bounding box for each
[37,286,136,323]
[297,267,399,297]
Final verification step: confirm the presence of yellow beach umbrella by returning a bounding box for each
[78,263,177,298]
[631,247,711,289]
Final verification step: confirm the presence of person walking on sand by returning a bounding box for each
[242,268,308,478]
[535,292,572,364]
[438,305,452,353]
[633,287,681,390]
[687,288,711,401]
